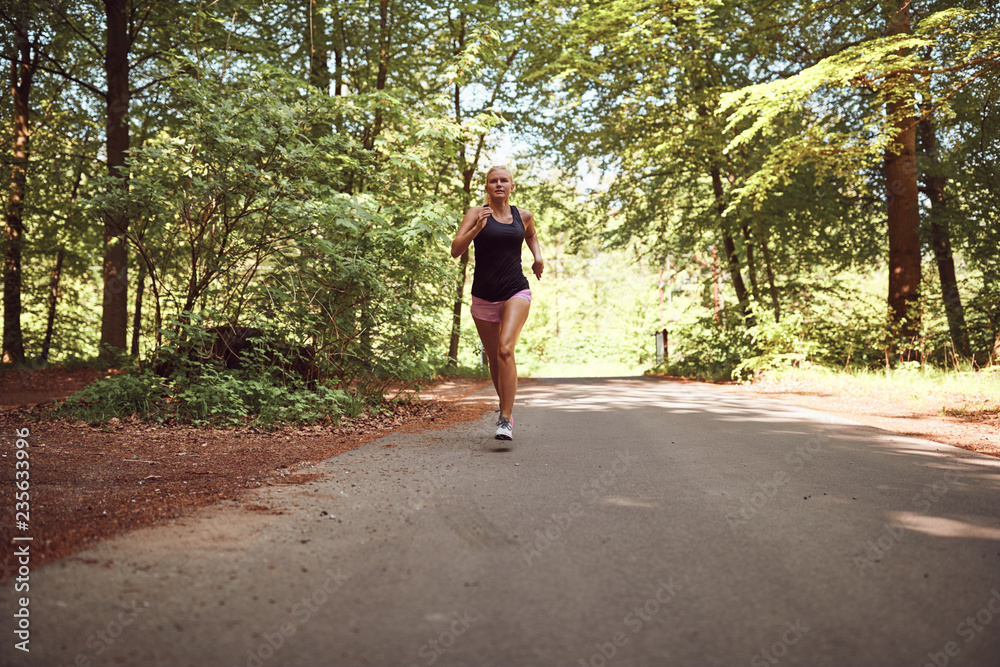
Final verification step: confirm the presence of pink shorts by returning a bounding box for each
[470,289,532,323]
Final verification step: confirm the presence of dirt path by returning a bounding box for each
[0,368,493,580]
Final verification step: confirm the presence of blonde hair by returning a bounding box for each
[483,165,514,206]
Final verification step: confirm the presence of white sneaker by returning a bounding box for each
[495,417,513,441]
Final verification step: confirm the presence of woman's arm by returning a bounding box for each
[451,206,491,258]
[522,209,544,280]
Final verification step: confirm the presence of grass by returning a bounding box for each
[752,365,1000,417]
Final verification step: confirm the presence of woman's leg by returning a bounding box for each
[473,316,501,402]
[496,297,531,420]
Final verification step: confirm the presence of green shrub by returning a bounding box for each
[650,312,756,381]
[732,303,823,381]
[59,318,351,427]
[60,371,169,423]
[59,364,351,428]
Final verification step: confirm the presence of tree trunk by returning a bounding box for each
[3,19,35,364]
[40,248,65,363]
[325,0,344,144]
[131,261,145,357]
[307,0,332,94]
[711,245,721,324]
[152,274,163,347]
[333,27,343,97]
[447,123,477,365]
[446,22,471,366]
[658,259,666,327]
[742,222,761,305]
[99,0,131,356]
[918,115,969,358]
[448,250,469,363]
[364,0,391,151]
[307,0,334,145]
[883,1,921,353]
[709,163,751,322]
[40,132,89,364]
[753,203,781,322]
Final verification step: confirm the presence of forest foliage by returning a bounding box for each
[2,0,999,422]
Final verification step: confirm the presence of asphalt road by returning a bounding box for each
[3,377,1000,667]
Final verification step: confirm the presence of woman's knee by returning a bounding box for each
[498,342,516,362]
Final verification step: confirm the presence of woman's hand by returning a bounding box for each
[476,206,492,231]
[451,206,492,258]
[531,259,544,280]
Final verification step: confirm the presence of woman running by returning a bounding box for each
[451,165,544,441]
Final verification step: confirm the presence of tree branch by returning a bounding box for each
[49,4,105,58]
[25,51,105,97]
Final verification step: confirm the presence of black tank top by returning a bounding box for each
[471,206,531,302]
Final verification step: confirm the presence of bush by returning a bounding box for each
[59,319,356,427]
[647,300,823,381]
[60,371,170,423]
[732,303,823,381]
[650,312,756,381]
[58,364,353,428]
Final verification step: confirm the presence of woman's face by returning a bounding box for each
[486,169,513,201]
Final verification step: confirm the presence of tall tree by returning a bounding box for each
[307,0,332,95]
[518,0,765,322]
[8,0,176,358]
[710,163,752,321]
[720,1,1000,354]
[2,6,40,363]
[883,0,922,350]
[98,0,132,355]
[918,114,969,357]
